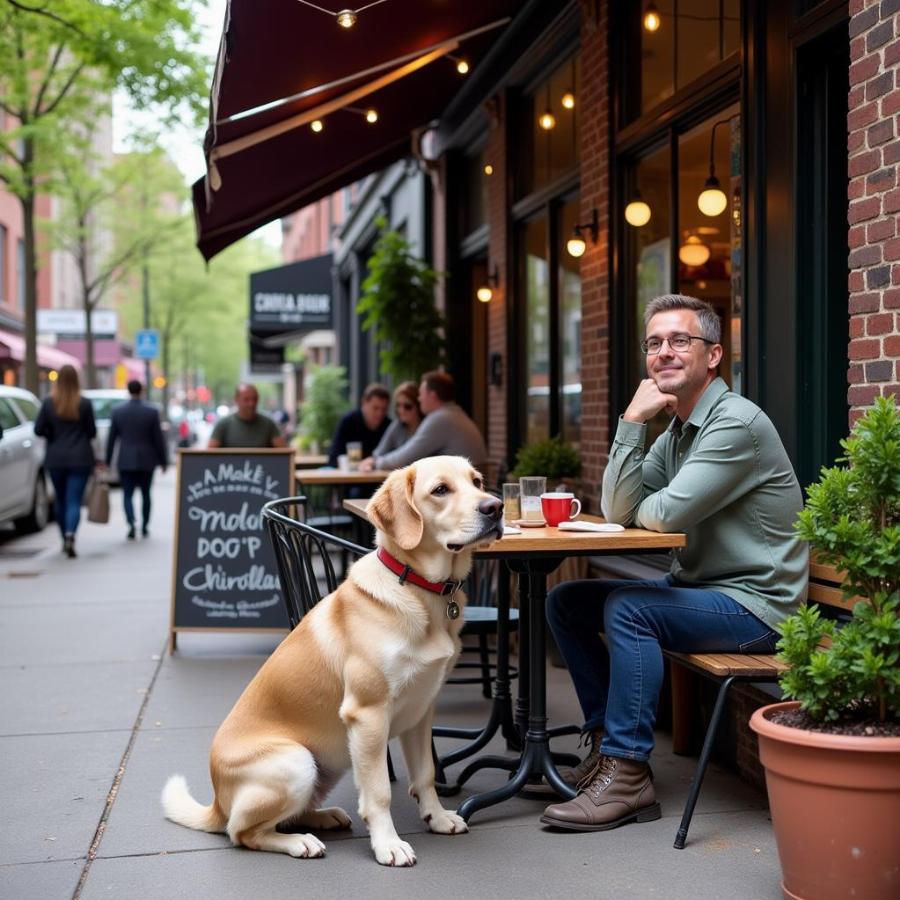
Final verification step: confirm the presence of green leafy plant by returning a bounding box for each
[779,396,900,723]
[357,217,447,383]
[510,436,582,481]
[299,366,350,449]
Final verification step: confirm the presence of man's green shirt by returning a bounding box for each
[601,378,808,629]
[210,413,281,449]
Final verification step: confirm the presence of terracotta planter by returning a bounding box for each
[750,701,900,900]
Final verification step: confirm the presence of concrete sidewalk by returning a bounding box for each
[0,472,782,899]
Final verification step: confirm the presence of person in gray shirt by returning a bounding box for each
[361,371,487,472]
[540,294,807,836]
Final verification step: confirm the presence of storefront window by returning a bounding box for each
[558,201,582,446]
[622,105,740,441]
[517,56,580,198]
[524,215,550,444]
[627,1,740,123]
[677,106,741,391]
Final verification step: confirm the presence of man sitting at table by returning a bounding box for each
[328,383,391,467]
[360,371,487,472]
[540,294,807,833]
[208,383,286,449]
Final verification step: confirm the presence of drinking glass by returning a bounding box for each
[502,483,521,522]
[346,441,363,470]
[519,476,547,522]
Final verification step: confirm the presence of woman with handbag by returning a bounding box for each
[34,365,97,558]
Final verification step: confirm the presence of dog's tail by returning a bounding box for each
[161,775,227,833]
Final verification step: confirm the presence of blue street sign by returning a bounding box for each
[135,329,160,360]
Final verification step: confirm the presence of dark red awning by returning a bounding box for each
[193,0,525,260]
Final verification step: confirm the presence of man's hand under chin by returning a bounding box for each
[623,379,678,424]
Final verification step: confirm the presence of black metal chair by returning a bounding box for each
[262,496,521,787]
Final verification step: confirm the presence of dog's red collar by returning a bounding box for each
[376,547,464,597]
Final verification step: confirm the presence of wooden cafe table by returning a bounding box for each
[343,498,686,822]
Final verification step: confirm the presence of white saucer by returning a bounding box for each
[511,518,547,528]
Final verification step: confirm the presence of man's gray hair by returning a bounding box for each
[643,294,721,344]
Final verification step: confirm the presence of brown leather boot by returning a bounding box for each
[540,755,661,832]
[559,728,603,788]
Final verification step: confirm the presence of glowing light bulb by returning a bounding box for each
[561,91,575,110]
[476,286,493,303]
[365,109,378,123]
[48,370,58,382]
[567,236,586,258]
[539,110,556,130]
[456,58,469,75]
[643,4,661,32]
[678,235,710,267]
[336,9,356,28]
[697,176,728,216]
[483,164,493,176]
[624,199,652,227]
[311,119,324,133]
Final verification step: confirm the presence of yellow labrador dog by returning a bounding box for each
[162,456,503,866]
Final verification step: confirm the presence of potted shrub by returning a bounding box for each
[510,436,582,492]
[298,365,350,454]
[357,217,447,383]
[750,395,900,900]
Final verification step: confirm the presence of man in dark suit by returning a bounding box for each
[106,380,168,539]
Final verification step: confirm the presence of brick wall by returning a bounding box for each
[577,0,611,513]
[848,0,900,424]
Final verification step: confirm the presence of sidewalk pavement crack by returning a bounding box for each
[71,636,168,900]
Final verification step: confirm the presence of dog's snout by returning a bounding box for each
[478,497,503,520]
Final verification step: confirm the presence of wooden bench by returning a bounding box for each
[665,558,850,849]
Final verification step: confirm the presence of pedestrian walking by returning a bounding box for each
[34,364,97,558]
[106,380,168,540]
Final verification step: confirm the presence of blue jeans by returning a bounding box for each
[120,470,154,528]
[48,467,92,537]
[546,576,778,762]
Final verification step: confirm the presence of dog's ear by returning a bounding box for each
[367,466,423,550]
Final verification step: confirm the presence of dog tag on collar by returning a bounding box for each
[446,599,461,620]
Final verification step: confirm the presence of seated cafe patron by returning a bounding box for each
[360,371,487,472]
[328,383,391,467]
[208,384,286,449]
[540,294,808,834]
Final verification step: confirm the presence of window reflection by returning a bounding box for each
[634,0,740,122]
[524,216,550,443]
[677,105,740,391]
[519,57,580,198]
[558,201,582,446]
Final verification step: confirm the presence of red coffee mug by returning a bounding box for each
[540,492,582,527]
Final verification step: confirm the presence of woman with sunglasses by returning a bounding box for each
[366,381,422,462]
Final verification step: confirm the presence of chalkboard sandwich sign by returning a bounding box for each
[169,449,295,652]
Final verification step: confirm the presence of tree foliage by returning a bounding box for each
[299,366,351,449]
[0,0,209,391]
[781,396,900,722]
[357,217,447,384]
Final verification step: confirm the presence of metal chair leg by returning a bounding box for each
[674,675,735,849]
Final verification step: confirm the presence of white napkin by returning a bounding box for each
[557,521,625,533]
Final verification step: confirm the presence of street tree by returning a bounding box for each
[0,0,208,393]
[45,138,185,387]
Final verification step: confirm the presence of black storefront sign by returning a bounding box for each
[248,253,333,373]
[168,449,294,650]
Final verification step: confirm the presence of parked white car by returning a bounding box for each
[82,388,129,477]
[0,386,53,533]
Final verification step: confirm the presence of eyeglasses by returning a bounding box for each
[640,333,715,355]
[396,402,415,411]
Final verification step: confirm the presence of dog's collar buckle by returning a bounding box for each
[440,580,464,596]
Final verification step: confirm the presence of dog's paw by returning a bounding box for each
[287,833,326,858]
[373,837,417,867]
[424,810,468,835]
[316,806,352,830]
